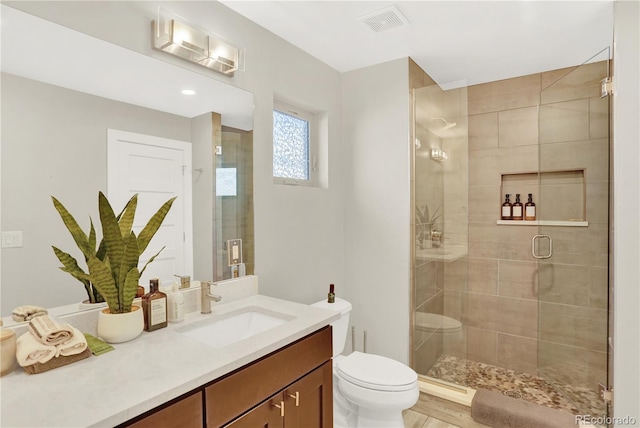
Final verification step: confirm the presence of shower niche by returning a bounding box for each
[497,169,588,227]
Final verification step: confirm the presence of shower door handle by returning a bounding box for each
[531,235,553,259]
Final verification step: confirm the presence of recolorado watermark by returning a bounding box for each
[576,415,637,426]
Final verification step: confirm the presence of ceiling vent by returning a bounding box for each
[358,5,409,33]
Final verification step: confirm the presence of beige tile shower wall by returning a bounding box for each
[465,62,609,388]
[219,127,255,279]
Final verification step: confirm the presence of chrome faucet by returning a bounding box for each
[201,281,222,314]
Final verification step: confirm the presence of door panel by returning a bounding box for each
[107,129,193,289]
[537,51,610,420]
[284,361,333,428]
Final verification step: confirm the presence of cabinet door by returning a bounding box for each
[126,391,203,428]
[224,395,285,428]
[284,361,333,428]
[206,326,331,427]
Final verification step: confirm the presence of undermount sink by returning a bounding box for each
[177,307,293,349]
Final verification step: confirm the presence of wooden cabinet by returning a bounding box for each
[125,391,203,428]
[119,326,332,428]
[224,396,284,428]
[206,326,332,427]
[283,361,332,428]
[224,361,332,428]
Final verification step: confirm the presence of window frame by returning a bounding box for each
[272,100,317,187]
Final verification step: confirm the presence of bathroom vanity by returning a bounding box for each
[125,326,332,427]
[0,287,339,428]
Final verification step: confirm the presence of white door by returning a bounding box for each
[107,129,193,290]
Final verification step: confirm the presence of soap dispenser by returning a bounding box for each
[167,282,185,323]
[501,194,513,220]
[142,278,168,331]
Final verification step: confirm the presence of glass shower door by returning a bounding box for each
[412,82,469,389]
[536,51,610,420]
[214,126,254,281]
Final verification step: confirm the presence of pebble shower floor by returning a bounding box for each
[427,354,606,419]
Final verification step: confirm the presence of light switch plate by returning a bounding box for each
[227,239,242,266]
[2,231,23,248]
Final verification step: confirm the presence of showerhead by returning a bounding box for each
[432,117,457,130]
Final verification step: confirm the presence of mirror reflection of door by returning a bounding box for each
[107,129,193,291]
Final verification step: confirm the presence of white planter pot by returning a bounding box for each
[97,305,144,343]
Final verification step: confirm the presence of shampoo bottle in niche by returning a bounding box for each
[525,193,536,221]
[142,278,168,331]
[501,194,513,220]
[328,284,335,303]
[512,194,524,220]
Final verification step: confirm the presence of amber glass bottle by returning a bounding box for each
[142,279,167,331]
[525,193,537,221]
[512,194,524,220]
[501,194,513,220]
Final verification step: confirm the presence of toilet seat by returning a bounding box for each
[336,352,418,392]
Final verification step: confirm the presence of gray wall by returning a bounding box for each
[613,1,640,423]
[191,113,215,282]
[2,1,345,311]
[342,58,411,363]
[1,73,191,313]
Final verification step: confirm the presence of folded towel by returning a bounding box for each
[23,347,91,375]
[12,305,48,322]
[57,327,88,357]
[28,315,73,346]
[83,333,114,356]
[16,331,57,366]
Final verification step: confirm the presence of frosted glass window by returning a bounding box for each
[273,109,310,180]
[216,167,237,196]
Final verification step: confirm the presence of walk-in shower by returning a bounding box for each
[410,50,611,421]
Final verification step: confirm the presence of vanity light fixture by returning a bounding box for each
[153,9,243,77]
[431,148,448,162]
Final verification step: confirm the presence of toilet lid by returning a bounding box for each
[336,351,417,392]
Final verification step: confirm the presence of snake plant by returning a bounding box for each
[52,192,176,313]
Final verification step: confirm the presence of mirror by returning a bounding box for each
[0,5,254,316]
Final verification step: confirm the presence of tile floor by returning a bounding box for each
[403,409,460,428]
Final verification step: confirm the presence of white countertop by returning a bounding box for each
[0,293,339,427]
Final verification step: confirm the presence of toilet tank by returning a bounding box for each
[311,298,352,358]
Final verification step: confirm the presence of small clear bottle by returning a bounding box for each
[142,278,168,331]
[501,194,513,220]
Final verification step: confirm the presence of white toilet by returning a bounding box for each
[312,298,419,428]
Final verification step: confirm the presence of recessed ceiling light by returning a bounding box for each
[181,89,196,95]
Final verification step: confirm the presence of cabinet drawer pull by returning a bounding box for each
[288,391,300,406]
[273,400,285,417]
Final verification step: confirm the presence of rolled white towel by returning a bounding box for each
[12,305,48,322]
[16,332,56,366]
[28,315,73,346]
[56,327,88,357]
